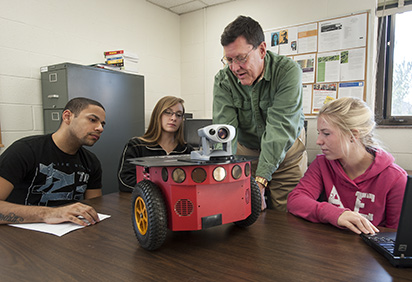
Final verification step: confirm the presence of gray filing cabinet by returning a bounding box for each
[41,63,144,194]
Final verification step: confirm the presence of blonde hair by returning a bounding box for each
[318,97,379,150]
[140,96,186,145]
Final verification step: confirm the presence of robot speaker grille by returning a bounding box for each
[174,199,194,216]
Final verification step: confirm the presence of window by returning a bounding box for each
[376,9,412,125]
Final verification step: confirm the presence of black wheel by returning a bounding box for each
[234,176,261,227]
[131,180,167,250]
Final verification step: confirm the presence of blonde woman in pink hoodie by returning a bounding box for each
[287,97,407,234]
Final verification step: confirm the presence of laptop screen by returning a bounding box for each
[184,119,213,148]
[394,175,412,257]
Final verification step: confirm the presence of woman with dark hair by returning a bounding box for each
[118,96,193,192]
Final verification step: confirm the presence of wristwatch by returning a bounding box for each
[255,176,268,188]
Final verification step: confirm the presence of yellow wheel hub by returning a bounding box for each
[134,196,148,235]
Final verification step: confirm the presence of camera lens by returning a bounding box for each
[217,128,228,139]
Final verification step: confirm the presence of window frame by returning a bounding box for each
[375,13,412,125]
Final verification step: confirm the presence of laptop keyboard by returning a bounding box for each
[371,236,395,253]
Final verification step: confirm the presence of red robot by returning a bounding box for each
[130,125,261,250]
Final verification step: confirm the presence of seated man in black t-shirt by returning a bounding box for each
[0,97,106,226]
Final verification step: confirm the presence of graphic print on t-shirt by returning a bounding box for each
[354,191,375,221]
[328,186,344,208]
[31,163,88,205]
[328,185,375,221]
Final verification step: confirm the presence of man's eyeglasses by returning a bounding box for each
[221,48,255,66]
[163,109,183,119]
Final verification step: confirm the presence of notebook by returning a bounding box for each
[361,175,412,267]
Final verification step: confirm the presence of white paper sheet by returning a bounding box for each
[8,213,111,237]
[297,23,318,54]
[318,13,367,52]
[338,81,364,99]
[312,83,337,113]
[294,53,316,84]
[340,48,366,81]
[302,84,313,114]
[317,52,340,83]
[279,27,298,56]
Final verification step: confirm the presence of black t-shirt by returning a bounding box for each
[0,134,102,206]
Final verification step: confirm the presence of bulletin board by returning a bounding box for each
[264,12,368,116]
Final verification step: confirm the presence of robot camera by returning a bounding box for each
[198,124,235,144]
[191,124,236,161]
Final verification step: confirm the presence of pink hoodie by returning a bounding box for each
[287,149,407,229]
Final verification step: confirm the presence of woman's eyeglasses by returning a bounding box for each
[163,110,183,119]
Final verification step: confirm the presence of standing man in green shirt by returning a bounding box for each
[213,15,307,212]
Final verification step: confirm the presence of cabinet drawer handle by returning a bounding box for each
[48,94,59,99]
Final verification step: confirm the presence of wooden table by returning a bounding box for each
[1,192,411,281]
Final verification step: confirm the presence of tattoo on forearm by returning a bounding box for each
[0,212,24,223]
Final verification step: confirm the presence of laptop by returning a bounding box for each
[361,175,412,267]
[184,118,213,149]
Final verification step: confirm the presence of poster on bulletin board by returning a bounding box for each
[318,13,367,52]
[264,11,368,116]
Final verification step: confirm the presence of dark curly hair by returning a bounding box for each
[63,97,105,116]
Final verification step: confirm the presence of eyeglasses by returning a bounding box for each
[163,109,183,119]
[221,48,255,66]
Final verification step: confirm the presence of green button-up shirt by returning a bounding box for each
[213,51,304,181]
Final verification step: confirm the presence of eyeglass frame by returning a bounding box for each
[163,109,184,119]
[221,47,256,66]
